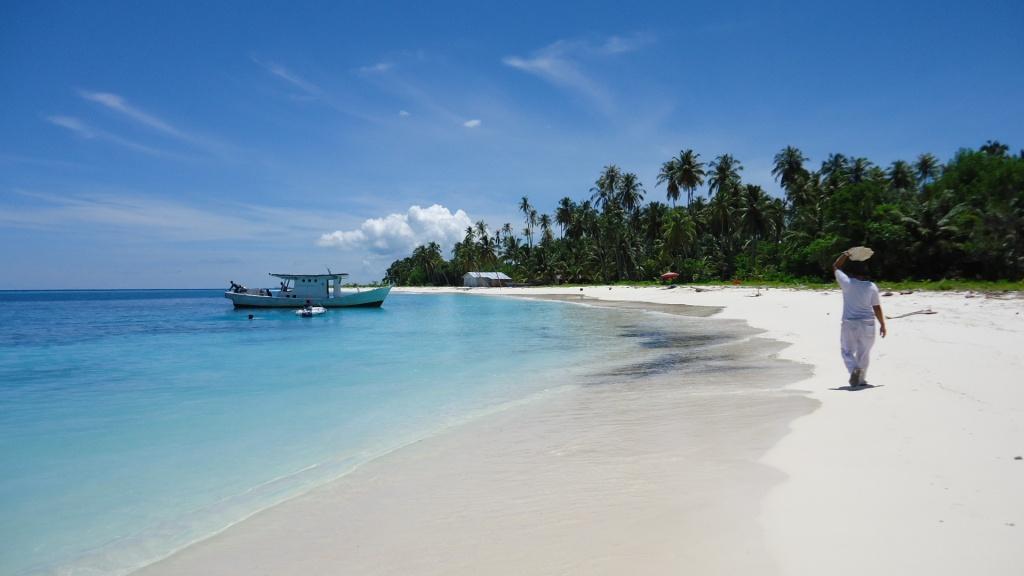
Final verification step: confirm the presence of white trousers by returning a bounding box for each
[840,320,876,376]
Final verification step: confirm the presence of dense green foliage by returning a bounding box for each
[384,142,1024,286]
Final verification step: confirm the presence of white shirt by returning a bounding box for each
[835,269,880,321]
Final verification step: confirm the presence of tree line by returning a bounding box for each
[384,140,1024,285]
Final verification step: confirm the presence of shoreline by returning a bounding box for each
[131,286,1024,575]
[133,288,814,575]
[452,285,1024,574]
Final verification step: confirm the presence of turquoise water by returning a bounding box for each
[0,290,655,575]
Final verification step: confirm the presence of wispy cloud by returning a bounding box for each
[252,56,385,123]
[252,57,323,97]
[356,62,394,75]
[46,116,95,138]
[601,34,651,54]
[503,33,652,114]
[75,90,231,158]
[0,153,88,169]
[3,189,351,242]
[503,44,609,112]
[355,66,472,129]
[79,91,186,139]
[46,115,167,156]
[463,119,481,128]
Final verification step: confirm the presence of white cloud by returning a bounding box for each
[399,110,411,117]
[318,204,472,256]
[463,119,481,128]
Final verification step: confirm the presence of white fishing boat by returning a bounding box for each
[225,273,391,308]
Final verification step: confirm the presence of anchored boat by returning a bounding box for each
[225,273,391,308]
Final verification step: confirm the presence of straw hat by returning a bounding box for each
[847,246,874,261]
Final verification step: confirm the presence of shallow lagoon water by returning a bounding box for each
[0,289,727,575]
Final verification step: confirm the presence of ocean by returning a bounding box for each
[0,289,700,575]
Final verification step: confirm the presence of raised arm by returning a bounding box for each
[832,250,849,272]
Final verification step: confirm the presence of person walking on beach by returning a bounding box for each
[833,247,887,386]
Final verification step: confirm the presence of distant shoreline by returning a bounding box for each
[2,278,1022,293]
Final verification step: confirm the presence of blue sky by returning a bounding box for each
[1,0,1021,288]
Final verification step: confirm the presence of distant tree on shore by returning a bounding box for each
[384,140,1024,286]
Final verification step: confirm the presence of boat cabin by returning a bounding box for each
[272,273,349,300]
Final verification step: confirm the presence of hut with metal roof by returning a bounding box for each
[462,271,512,287]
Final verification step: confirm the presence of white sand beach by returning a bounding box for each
[135,286,1024,576]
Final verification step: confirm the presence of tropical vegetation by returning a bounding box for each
[384,141,1024,286]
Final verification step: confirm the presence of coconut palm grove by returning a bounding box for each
[384,141,1024,286]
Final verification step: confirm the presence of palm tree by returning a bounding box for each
[572,200,597,241]
[554,197,574,237]
[658,150,706,208]
[738,185,774,270]
[772,146,808,193]
[412,242,446,284]
[897,190,973,276]
[462,226,477,270]
[887,160,916,191]
[708,154,742,200]
[849,157,874,184]
[618,172,645,214]
[766,196,786,243]
[502,234,521,266]
[707,187,736,239]
[477,233,497,270]
[538,213,553,245]
[591,165,621,212]
[657,157,681,206]
[788,172,826,235]
[677,149,706,207]
[914,153,941,188]
[640,202,668,247]
[820,153,849,188]
[980,140,1009,156]
[519,196,534,248]
[662,209,696,261]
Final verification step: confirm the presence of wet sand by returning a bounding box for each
[136,293,814,575]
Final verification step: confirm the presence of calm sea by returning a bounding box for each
[0,290,685,575]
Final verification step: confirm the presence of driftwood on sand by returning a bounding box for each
[886,309,938,319]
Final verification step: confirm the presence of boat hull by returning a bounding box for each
[225,286,391,308]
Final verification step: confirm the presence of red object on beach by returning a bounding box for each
[660,272,680,281]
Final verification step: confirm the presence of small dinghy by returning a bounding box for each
[295,306,326,317]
